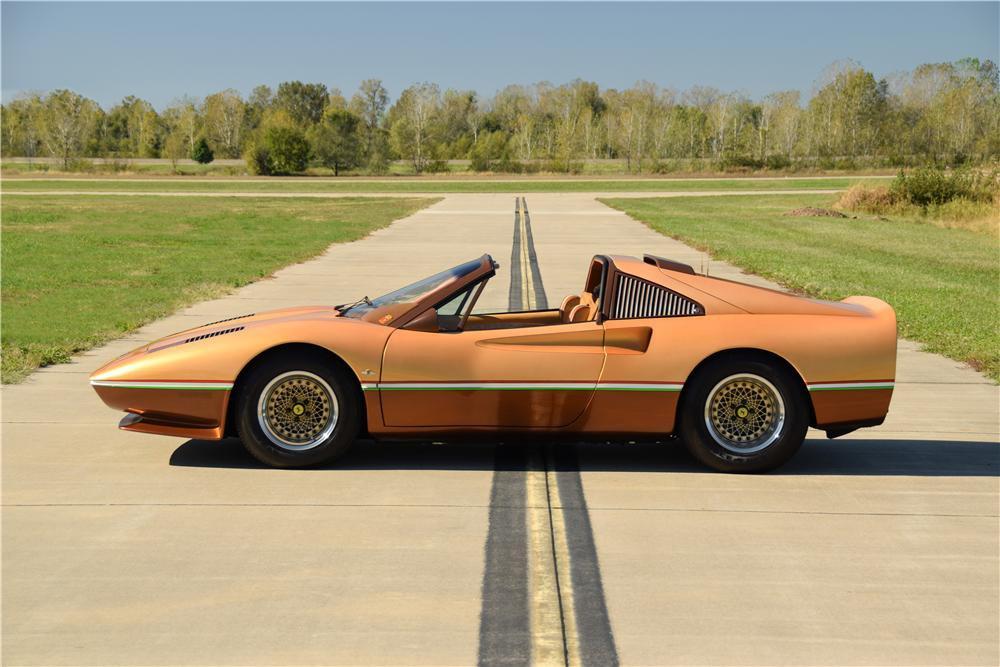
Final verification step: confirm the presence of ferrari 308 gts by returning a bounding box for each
[91,254,897,472]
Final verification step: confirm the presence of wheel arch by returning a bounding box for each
[223,342,366,438]
[678,347,814,428]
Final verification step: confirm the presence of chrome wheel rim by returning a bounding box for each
[257,371,338,451]
[704,373,785,454]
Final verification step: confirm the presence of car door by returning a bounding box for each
[379,320,605,428]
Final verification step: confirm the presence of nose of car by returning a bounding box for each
[90,344,148,382]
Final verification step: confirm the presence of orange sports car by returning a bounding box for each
[91,253,896,472]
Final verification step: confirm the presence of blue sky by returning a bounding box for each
[2,2,997,108]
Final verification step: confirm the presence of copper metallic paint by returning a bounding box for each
[381,321,604,427]
[90,254,897,441]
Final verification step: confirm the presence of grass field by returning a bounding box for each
[603,194,1000,381]
[1,195,434,382]
[1,175,887,194]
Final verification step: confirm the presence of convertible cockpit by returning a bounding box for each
[342,254,615,334]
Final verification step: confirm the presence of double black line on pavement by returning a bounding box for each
[478,198,618,667]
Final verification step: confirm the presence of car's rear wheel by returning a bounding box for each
[236,353,360,468]
[679,359,807,472]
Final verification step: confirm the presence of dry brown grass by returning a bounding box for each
[923,196,1000,235]
[837,183,999,235]
[835,183,899,215]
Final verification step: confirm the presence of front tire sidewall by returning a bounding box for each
[236,355,360,468]
[680,360,807,473]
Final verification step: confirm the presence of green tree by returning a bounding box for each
[202,89,245,158]
[1,94,44,160]
[40,89,98,167]
[3,59,998,171]
[162,130,188,171]
[168,97,201,155]
[244,85,273,135]
[437,89,478,157]
[807,62,888,159]
[760,91,802,158]
[266,127,310,174]
[246,126,310,175]
[274,81,328,127]
[350,79,390,172]
[191,137,214,163]
[326,88,348,111]
[243,140,270,175]
[388,83,441,173]
[308,108,362,176]
[469,130,510,171]
[104,96,159,157]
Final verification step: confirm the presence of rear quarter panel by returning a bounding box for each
[597,305,896,432]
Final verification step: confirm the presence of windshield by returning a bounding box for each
[340,259,483,318]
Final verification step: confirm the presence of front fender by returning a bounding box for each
[90,316,392,439]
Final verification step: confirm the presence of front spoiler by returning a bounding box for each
[119,412,225,440]
[92,383,232,441]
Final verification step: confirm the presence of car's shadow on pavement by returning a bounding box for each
[170,437,999,477]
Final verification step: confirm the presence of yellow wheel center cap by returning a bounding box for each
[737,406,749,419]
[292,404,305,416]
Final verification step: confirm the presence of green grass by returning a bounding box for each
[603,194,1000,381]
[0,175,887,193]
[1,195,435,382]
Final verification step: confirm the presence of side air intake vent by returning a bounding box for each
[202,313,254,327]
[183,326,245,344]
[611,274,704,319]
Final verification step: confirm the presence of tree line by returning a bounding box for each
[2,58,997,175]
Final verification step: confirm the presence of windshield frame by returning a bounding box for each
[339,255,495,327]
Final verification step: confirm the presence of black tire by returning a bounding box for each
[235,352,360,468]
[678,358,808,473]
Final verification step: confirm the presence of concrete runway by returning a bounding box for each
[3,194,997,666]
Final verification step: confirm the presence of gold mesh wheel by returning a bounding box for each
[257,371,339,451]
[704,373,786,454]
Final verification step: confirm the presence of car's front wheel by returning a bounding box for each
[679,359,808,473]
[235,353,360,468]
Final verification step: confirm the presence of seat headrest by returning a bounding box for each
[568,303,592,323]
[560,295,581,323]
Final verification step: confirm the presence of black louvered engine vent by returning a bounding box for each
[202,313,254,327]
[611,274,704,319]
[183,326,245,344]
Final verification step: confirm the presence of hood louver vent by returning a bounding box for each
[183,326,245,345]
[202,313,254,327]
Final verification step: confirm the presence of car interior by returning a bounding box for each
[427,256,609,333]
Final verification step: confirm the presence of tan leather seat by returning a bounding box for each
[560,295,581,323]
[567,292,598,323]
[568,303,591,322]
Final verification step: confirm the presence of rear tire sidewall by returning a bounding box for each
[680,359,807,473]
[236,354,360,468]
